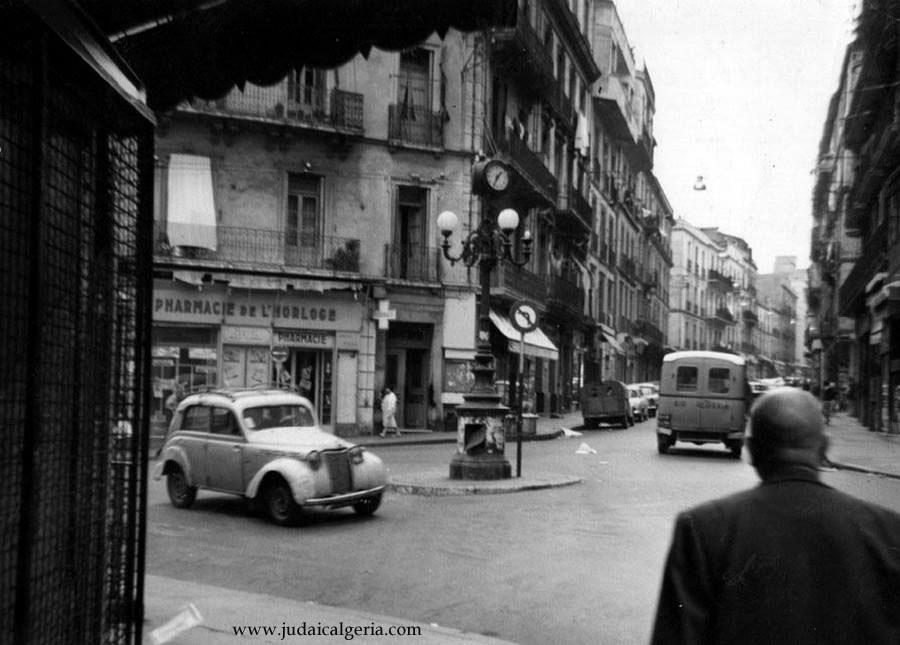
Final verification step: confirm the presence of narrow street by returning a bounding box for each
[146,419,900,644]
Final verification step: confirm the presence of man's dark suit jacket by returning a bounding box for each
[651,465,900,644]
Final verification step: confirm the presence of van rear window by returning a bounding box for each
[709,367,731,393]
[676,366,698,391]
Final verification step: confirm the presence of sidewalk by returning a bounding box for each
[823,411,900,479]
[144,410,900,644]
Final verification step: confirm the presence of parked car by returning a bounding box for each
[627,386,650,422]
[153,387,387,525]
[749,380,769,400]
[632,382,660,417]
[580,380,632,428]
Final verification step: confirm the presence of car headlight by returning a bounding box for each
[304,450,322,470]
[349,446,365,465]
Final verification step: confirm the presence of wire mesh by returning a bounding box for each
[1,8,153,644]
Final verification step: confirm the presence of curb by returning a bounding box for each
[831,462,900,480]
[388,472,583,496]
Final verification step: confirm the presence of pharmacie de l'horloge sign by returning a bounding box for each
[152,283,360,331]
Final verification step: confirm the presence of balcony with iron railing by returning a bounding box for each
[839,219,887,315]
[556,183,592,234]
[707,306,735,325]
[490,261,546,304]
[741,341,757,355]
[383,244,440,283]
[185,82,364,133]
[388,104,443,149]
[547,275,584,318]
[153,222,361,274]
[633,319,664,346]
[742,309,759,325]
[491,8,555,96]
[496,132,558,204]
[707,268,734,292]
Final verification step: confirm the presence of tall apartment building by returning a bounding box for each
[810,0,900,432]
[150,0,624,434]
[590,0,674,384]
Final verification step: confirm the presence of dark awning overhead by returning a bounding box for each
[83,0,517,112]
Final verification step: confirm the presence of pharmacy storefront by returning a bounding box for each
[152,279,365,433]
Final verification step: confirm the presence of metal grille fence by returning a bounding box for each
[1,8,154,644]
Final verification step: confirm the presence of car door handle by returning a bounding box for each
[232,445,242,452]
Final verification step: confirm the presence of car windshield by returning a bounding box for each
[242,404,315,430]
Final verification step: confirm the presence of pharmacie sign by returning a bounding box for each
[153,282,360,331]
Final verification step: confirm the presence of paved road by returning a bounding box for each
[146,417,900,645]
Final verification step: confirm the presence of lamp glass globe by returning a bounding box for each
[437,210,459,234]
[497,208,519,233]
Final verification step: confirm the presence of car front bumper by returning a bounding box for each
[304,485,386,508]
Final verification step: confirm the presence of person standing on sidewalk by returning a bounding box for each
[379,387,400,438]
[651,387,900,644]
[823,380,838,424]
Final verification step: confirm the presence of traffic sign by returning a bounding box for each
[270,346,289,363]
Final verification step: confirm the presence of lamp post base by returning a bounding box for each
[449,452,512,480]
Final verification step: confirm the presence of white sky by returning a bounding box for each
[614,0,857,273]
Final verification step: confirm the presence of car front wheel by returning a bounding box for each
[166,465,197,509]
[353,494,382,517]
[264,478,302,526]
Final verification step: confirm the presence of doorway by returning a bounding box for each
[386,348,429,429]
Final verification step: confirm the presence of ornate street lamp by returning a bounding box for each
[438,205,532,479]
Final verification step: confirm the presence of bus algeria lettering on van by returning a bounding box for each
[655,351,749,459]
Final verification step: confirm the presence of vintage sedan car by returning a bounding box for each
[632,382,660,417]
[153,388,387,525]
[627,386,650,422]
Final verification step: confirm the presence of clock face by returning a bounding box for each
[485,161,510,191]
[510,301,538,333]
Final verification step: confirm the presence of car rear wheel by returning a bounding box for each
[657,435,672,454]
[166,465,197,509]
[263,478,302,526]
[353,494,382,517]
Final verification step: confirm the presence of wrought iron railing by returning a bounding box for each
[186,83,364,132]
[388,104,444,148]
[154,222,361,273]
[490,262,546,303]
[383,244,439,282]
[497,133,558,202]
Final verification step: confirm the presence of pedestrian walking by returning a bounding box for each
[164,382,186,429]
[379,387,400,438]
[651,387,900,644]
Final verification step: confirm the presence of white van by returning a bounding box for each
[656,351,749,459]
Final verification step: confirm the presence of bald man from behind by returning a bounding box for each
[651,387,900,645]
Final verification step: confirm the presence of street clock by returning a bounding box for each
[472,158,511,196]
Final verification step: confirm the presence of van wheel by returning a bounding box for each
[727,440,743,459]
[627,414,634,427]
[657,436,671,454]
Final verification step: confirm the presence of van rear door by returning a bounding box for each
[698,365,742,431]
[670,363,700,430]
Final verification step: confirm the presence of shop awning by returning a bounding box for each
[600,329,625,355]
[489,311,558,361]
[166,154,217,250]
